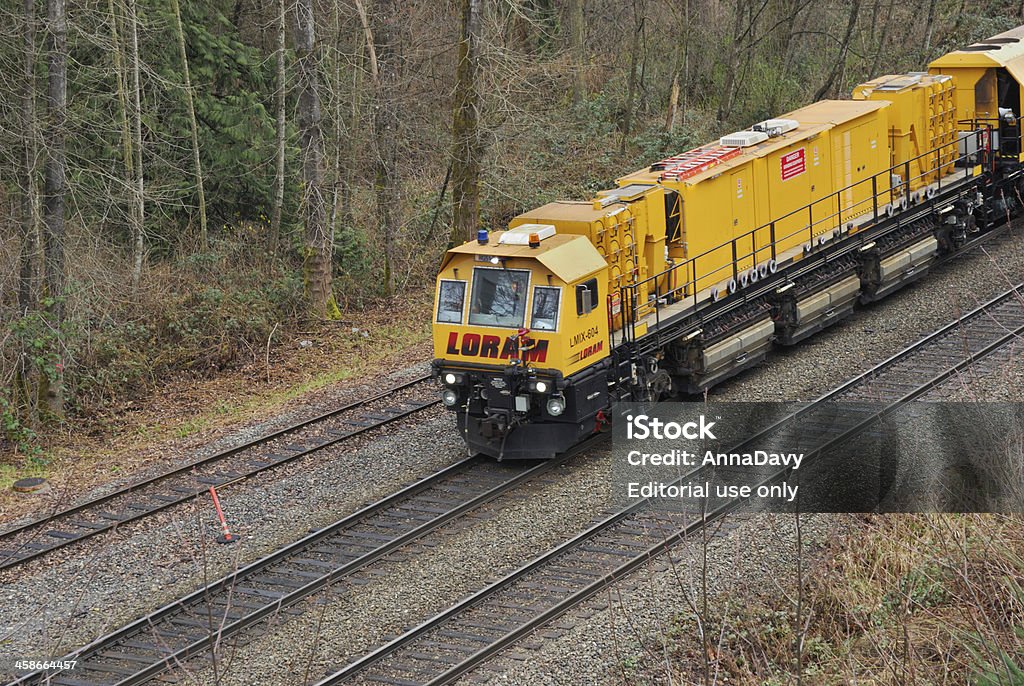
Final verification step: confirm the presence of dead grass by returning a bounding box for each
[804,514,1024,683]
[667,514,1024,685]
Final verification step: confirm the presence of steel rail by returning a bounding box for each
[0,374,436,572]
[812,280,1024,402]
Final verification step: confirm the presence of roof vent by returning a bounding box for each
[720,130,769,148]
[499,224,556,245]
[752,118,799,137]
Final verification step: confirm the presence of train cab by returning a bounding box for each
[432,225,611,459]
[929,25,1024,161]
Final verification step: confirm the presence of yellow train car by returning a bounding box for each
[433,26,1024,459]
[853,73,958,190]
[616,99,891,296]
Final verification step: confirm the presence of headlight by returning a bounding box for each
[546,395,566,416]
[444,372,458,385]
[534,381,548,393]
[441,389,459,406]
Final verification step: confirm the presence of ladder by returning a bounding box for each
[653,145,742,182]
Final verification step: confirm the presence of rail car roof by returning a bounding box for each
[617,99,888,188]
[443,232,606,283]
[515,200,617,224]
[929,24,1024,82]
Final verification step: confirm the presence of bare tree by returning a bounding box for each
[369,0,401,296]
[620,0,645,152]
[327,1,358,261]
[294,0,337,317]
[568,0,585,106]
[921,0,938,59]
[450,0,482,246]
[664,0,690,132]
[717,0,748,124]
[42,0,66,417]
[812,0,861,101]
[19,0,37,313]
[170,0,208,251]
[106,0,135,277]
[868,0,895,76]
[127,0,146,291]
[270,0,287,251]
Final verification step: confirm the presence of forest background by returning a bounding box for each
[1,0,1021,459]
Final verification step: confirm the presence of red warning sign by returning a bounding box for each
[780,148,806,181]
[610,292,621,316]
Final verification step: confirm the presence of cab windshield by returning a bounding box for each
[469,267,528,328]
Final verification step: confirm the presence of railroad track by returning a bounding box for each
[314,282,1024,686]
[5,444,602,686]
[840,284,1024,402]
[0,374,437,573]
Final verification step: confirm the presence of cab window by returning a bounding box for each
[436,279,467,323]
[469,267,529,328]
[576,278,598,315]
[530,286,561,331]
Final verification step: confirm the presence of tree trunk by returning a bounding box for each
[768,0,805,113]
[619,0,643,153]
[329,0,354,257]
[328,0,340,244]
[270,0,286,251]
[42,0,66,418]
[352,0,377,259]
[568,0,585,105]
[665,72,679,132]
[951,0,968,38]
[869,0,894,77]
[664,0,689,132]
[921,0,937,59]
[17,0,39,428]
[717,0,746,124]
[295,0,336,318]
[450,0,482,246]
[107,0,135,269]
[19,0,37,313]
[171,0,208,252]
[335,6,363,251]
[371,0,400,297]
[127,0,145,292]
